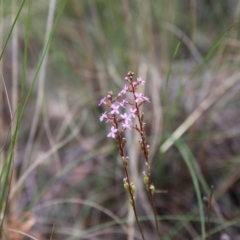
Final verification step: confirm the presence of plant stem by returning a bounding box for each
[131,196,146,240]
[122,161,146,240]
[149,191,162,240]
[130,79,162,239]
[114,117,146,240]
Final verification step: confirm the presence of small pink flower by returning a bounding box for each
[99,111,108,122]
[134,92,150,103]
[118,99,128,108]
[121,85,128,94]
[121,99,128,107]
[137,77,145,85]
[118,101,125,108]
[107,126,118,138]
[129,108,137,118]
[142,95,150,102]
[110,104,120,114]
[120,113,131,123]
[98,97,107,106]
[134,92,143,103]
[122,122,131,130]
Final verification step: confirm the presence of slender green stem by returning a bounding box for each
[131,196,146,240]
[148,191,162,240]
[207,187,213,240]
[123,166,146,240]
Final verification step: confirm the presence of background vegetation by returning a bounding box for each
[1,0,240,239]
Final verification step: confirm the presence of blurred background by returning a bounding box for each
[1,0,240,239]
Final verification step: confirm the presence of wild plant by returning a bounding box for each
[99,71,162,240]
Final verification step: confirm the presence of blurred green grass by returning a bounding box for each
[1,0,240,239]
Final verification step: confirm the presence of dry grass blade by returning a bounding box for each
[215,167,240,199]
[10,125,80,199]
[5,229,39,240]
[160,72,240,153]
[148,65,163,161]
[33,198,129,235]
[0,0,3,149]
[161,22,203,63]
[22,0,57,173]
[10,0,19,218]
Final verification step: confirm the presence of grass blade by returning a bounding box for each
[175,139,206,240]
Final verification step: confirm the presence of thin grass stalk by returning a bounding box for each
[10,124,79,199]
[0,1,25,237]
[9,0,68,199]
[160,71,240,153]
[163,40,181,106]
[206,187,213,240]
[0,0,3,165]
[10,0,19,217]
[0,0,25,61]
[191,22,235,78]
[20,0,32,102]
[0,6,5,235]
[190,0,197,42]
[175,139,206,240]
[21,0,57,175]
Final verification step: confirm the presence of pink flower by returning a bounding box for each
[129,108,137,118]
[119,99,128,108]
[134,92,150,103]
[99,111,108,122]
[137,77,145,85]
[121,85,129,94]
[98,97,107,106]
[132,82,137,87]
[107,126,118,138]
[142,95,150,102]
[134,92,143,103]
[120,113,131,123]
[122,122,131,130]
[110,104,120,114]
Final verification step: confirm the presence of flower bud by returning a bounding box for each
[143,175,149,185]
[142,134,146,141]
[146,163,151,174]
[149,184,155,195]
[122,156,128,167]
[130,183,136,194]
[123,182,129,190]
[146,148,150,157]
[129,198,133,206]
